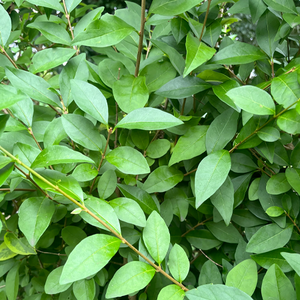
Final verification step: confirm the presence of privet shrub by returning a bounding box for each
[0,0,300,299]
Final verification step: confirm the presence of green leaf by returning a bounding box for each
[106,261,155,298]
[97,169,117,199]
[186,230,222,250]
[0,162,14,187]
[280,252,300,276]
[73,278,96,300]
[26,0,63,11]
[184,32,216,77]
[210,176,234,226]
[9,97,33,127]
[117,184,159,214]
[198,260,222,285]
[286,168,300,195]
[0,242,17,261]
[206,221,241,244]
[149,0,202,15]
[27,22,71,45]
[116,107,183,130]
[72,14,135,47]
[32,169,83,202]
[263,0,297,14]
[277,109,300,134]
[231,153,258,173]
[5,67,61,107]
[206,108,239,154]
[110,197,146,227]
[61,226,87,247]
[249,0,267,23]
[185,284,253,300]
[226,86,275,115]
[106,146,150,175]
[60,234,121,284]
[72,164,98,182]
[256,10,280,57]
[45,266,72,295]
[143,211,170,264]
[143,166,184,193]
[266,173,291,195]
[18,197,55,247]
[266,206,285,217]
[261,264,296,300]
[257,126,280,142]
[195,150,231,208]
[31,145,94,169]
[0,85,29,110]
[80,196,121,234]
[4,233,36,255]
[168,244,189,282]
[71,79,109,125]
[155,76,210,99]
[210,42,267,64]
[226,259,257,296]
[158,285,185,300]
[65,0,81,13]
[146,139,170,159]
[169,126,208,166]
[0,5,11,46]
[6,264,19,300]
[112,75,149,113]
[29,48,76,74]
[246,223,293,254]
[62,114,103,151]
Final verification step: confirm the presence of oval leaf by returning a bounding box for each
[0,5,11,47]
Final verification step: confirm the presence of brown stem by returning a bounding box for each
[184,168,197,177]
[180,98,187,115]
[89,127,113,193]
[37,250,67,256]
[134,0,146,77]
[224,65,245,85]
[249,148,276,175]
[198,249,223,268]
[181,217,212,237]
[285,211,300,234]
[0,45,18,69]
[199,0,212,42]
[271,59,275,78]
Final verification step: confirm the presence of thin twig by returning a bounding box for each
[134,0,146,77]
[224,65,245,85]
[181,217,213,237]
[0,45,18,69]
[249,148,276,175]
[0,188,36,192]
[199,0,212,42]
[184,168,197,177]
[198,249,223,268]
[285,211,300,234]
[37,250,67,256]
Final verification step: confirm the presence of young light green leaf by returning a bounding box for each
[106,261,155,298]
[206,108,239,154]
[155,76,211,99]
[45,267,72,295]
[257,126,280,142]
[29,48,76,74]
[71,79,108,125]
[210,42,267,65]
[0,85,30,110]
[0,242,17,261]
[18,197,55,247]
[4,233,36,255]
[112,75,149,113]
[110,197,146,227]
[106,146,150,175]
[280,252,300,276]
[0,5,11,47]
[261,264,296,300]
[210,176,234,226]
[116,107,183,130]
[146,139,170,159]
[169,126,208,166]
[185,284,253,300]
[60,234,121,284]
[157,285,185,300]
[195,150,231,208]
[62,114,103,151]
[31,145,94,169]
[168,244,189,283]
[143,166,184,193]
[80,196,121,234]
[246,224,293,254]
[266,206,285,217]
[226,259,257,296]
[72,15,135,47]
[226,86,275,115]
[266,173,291,195]
[184,32,216,77]
[73,278,96,300]
[72,164,98,182]
[6,264,19,300]
[143,211,170,264]
[5,67,61,107]
[27,22,71,45]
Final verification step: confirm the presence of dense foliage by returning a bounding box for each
[0,0,300,299]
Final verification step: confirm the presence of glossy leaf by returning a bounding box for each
[266,206,285,217]
[6,264,19,300]
[143,166,184,193]
[98,169,117,199]
[106,261,155,298]
[116,107,183,130]
[226,259,257,296]
[73,278,95,300]
[146,139,170,159]
[195,150,231,208]
[143,211,170,264]
[157,285,185,300]
[106,146,150,175]
[257,126,280,142]
[266,173,291,195]
[246,223,293,254]
[45,267,72,294]
[0,5,11,47]
[4,233,36,255]
[113,75,149,113]
[18,197,55,247]
[286,168,300,195]
[72,164,98,182]
[168,244,189,282]
[227,86,275,115]
[60,234,121,284]
[277,109,300,134]
[280,252,300,276]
